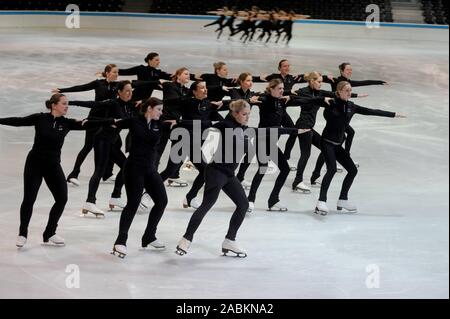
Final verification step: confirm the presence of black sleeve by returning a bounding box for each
[58,80,97,93]
[265,74,277,81]
[67,118,115,131]
[208,86,228,98]
[113,117,134,130]
[354,104,396,117]
[0,113,40,127]
[257,127,299,138]
[322,76,336,84]
[350,80,386,87]
[119,65,141,76]
[252,76,266,83]
[69,100,104,109]
[287,96,324,107]
[131,80,161,90]
[318,90,337,98]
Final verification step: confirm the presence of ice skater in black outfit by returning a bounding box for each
[224,72,263,189]
[0,94,114,248]
[311,62,386,181]
[247,79,323,213]
[69,81,139,217]
[111,98,168,258]
[159,81,226,209]
[290,72,366,194]
[175,100,310,257]
[118,52,172,102]
[314,81,405,216]
[156,67,192,188]
[53,64,120,186]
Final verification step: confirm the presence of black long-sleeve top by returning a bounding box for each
[114,115,165,169]
[69,97,138,140]
[294,86,358,129]
[321,98,396,145]
[119,65,172,101]
[160,81,190,122]
[323,75,386,92]
[58,79,118,102]
[265,73,307,95]
[209,113,299,177]
[0,113,113,162]
[225,88,263,107]
[178,98,226,130]
[256,93,324,128]
[200,73,238,101]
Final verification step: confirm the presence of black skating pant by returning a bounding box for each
[67,128,116,180]
[155,125,181,179]
[248,139,291,208]
[293,129,321,186]
[183,166,248,242]
[19,153,67,241]
[283,114,297,161]
[115,162,168,246]
[318,139,358,202]
[87,136,126,204]
[311,125,355,182]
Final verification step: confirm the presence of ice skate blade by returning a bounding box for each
[222,248,247,258]
[81,209,105,218]
[314,208,328,216]
[42,242,65,247]
[175,247,187,256]
[167,181,189,188]
[111,250,126,259]
[336,168,344,173]
[267,207,288,212]
[293,188,311,194]
[109,204,124,212]
[289,167,297,171]
[337,207,358,214]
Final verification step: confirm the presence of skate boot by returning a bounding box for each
[310,178,322,188]
[138,193,152,213]
[167,178,189,188]
[222,239,247,258]
[183,197,201,209]
[241,180,251,190]
[42,235,65,247]
[293,181,311,194]
[315,201,329,216]
[109,197,126,211]
[268,202,288,212]
[337,164,344,173]
[143,239,166,250]
[247,202,255,213]
[354,162,360,168]
[337,200,358,213]
[111,245,127,259]
[67,177,80,187]
[182,161,197,172]
[16,235,27,248]
[175,237,191,256]
[81,202,105,218]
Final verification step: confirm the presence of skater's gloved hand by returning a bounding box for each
[250,96,261,104]
[327,75,335,82]
[324,97,332,105]
[52,88,60,94]
[357,93,369,98]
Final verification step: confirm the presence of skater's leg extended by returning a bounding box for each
[335,147,358,201]
[142,172,168,246]
[319,141,338,202]
[87,137,111,204]
[222,177,249,241]
[42,164,67,242]
[115,165,144,246]
[183,167,225,242]
[19,154,44,238]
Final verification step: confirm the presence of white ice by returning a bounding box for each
[0,17,448,299]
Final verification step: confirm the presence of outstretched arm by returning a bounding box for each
[67,118,116,131]
[0,113,40,127]
[55,80,97,94]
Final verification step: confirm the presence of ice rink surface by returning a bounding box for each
[0,16,448,299]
